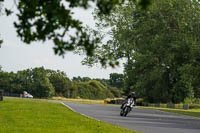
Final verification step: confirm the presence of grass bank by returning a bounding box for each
[0,97,136,133]
[51,96,105,104]
[138,106,200,118]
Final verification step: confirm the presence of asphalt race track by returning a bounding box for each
[63,102,200,133]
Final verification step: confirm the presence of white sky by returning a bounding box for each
[0,1,123,79]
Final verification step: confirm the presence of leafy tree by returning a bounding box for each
[109,73,124,89]
[28,67,55,98]
[9,72,24,94]
[129,0,200,103]
[0,39,2,46]
[0,71,24,94]
[72,76,91,82]
[16,69,33,92]
[87,0,200,103]
[47,70,77,98]
[0,71,12,93]
[0,0,152,61]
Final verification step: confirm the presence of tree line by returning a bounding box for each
[0,66,123,99]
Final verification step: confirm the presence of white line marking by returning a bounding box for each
[61,102,100,121]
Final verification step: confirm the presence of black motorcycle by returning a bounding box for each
[120,98,134,117]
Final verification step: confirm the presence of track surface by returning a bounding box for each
[63,102,200,133]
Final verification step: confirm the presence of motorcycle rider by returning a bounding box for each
[121,92,136,109]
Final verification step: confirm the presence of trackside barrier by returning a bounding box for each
[148,103,189,110]
[146,103,189,110]
[105,98,124,105]
[160,104,167,108]
[3,93,21,97]
[155,104,160,107]
[167,104,175,108]
[183,104,189,109]
[104,99,190,110]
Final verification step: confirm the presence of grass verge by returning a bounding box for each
[138,106,200,118]
[0,97,136,133]
[51,96,105,104]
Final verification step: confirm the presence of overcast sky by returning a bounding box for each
[0,1,123,79]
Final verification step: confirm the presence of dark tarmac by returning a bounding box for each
[63,102,200,133]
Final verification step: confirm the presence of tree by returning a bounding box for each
[0,70,24,94]
[0,39,2,46]
[47,70,77,98]
[87,0,200,103]
[109,73,124,89]
[0,71,12,93]
[94,78,110,87]
[72,76,91,82]
[28,67,55,98]
[0,0,152,61]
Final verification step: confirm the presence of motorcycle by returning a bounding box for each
[120,98,134,117]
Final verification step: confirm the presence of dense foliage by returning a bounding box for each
[86,0,200,103]
[0,66,123,99]
[76,80,114,99]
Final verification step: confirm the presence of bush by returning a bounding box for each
[76,80,114,99]
[184,98,200,104]
[189,104,200,109]
[184,98,193,104]
[193,98,200,104]
[108,87,122,98]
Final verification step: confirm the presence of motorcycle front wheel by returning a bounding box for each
[124,106,131,117]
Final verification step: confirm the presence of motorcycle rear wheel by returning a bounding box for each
[120,110,124,116]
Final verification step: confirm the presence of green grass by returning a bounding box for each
[0,97,136,133]
[158,108,200,117]
[138,106,200,118]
